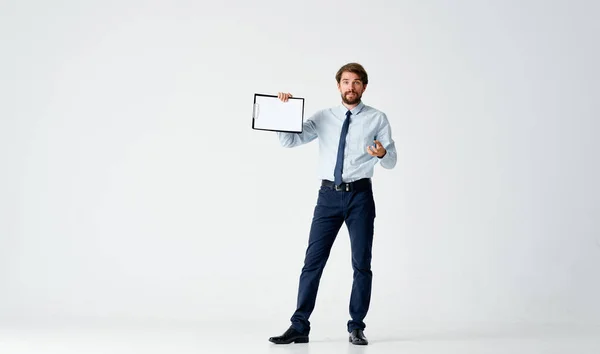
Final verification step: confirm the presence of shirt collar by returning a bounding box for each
[340,101,365,116]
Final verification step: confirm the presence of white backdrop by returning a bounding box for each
[1,0,599,333]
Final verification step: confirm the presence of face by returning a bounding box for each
[337,71,366,105]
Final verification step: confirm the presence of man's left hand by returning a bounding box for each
[367,140,386,158]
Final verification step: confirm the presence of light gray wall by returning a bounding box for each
[1,0,598,330]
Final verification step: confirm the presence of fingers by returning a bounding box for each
[367,142,380,152]
[278,92,293,102]
[367,143,385,157]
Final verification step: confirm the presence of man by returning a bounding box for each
[268,63,397,346]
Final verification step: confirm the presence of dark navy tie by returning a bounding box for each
[334,110,352,186]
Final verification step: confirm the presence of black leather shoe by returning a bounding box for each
[269,326,309,344]
[349,329,368,345]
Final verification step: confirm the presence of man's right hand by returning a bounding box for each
[278,92,293,102]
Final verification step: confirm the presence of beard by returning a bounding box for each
[341,91,361,105]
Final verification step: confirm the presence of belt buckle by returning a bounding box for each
[334,183,351,192]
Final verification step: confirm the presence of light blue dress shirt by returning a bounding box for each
[277,101,397,182]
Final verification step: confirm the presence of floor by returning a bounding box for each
[1,321,598,354]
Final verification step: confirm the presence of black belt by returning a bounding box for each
[321,178,371,192]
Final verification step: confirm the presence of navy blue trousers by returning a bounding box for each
[290,180,376,334]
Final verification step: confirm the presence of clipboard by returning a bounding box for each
[252,93,305,133]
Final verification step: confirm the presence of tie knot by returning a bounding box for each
[346,110,352,118]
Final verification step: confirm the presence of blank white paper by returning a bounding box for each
[252,94,304,133]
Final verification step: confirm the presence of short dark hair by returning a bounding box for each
[335,62,368,85]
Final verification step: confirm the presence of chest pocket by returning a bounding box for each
[343,121,361,153]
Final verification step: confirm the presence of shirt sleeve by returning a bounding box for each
[376,113,397,169]
[276,113,319,147]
